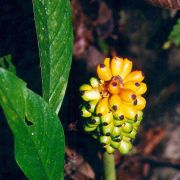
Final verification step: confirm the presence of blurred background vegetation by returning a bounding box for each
[0,0,179,179]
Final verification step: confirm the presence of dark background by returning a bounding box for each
[0,0,179,179]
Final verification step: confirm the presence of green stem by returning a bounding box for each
[103,152,116,180]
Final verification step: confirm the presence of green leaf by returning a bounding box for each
[0,68,65,179]
[0,54,16,74]
[32,0,73,113]
[169,19,180,47]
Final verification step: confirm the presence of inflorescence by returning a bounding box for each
[79,57,147,154]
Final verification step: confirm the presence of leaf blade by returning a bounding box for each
[0,54,16,74]
[32,0,73,113]
[0,68,65,179]
[169,19,180,47]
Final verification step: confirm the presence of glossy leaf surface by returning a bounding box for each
[32,0,73,113]
[0,68,65,179]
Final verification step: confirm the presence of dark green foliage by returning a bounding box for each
[32,0,73,113]
[169,19,180,47]
[0,68,65,179]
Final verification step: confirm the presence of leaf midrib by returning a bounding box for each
[37,0,68,104]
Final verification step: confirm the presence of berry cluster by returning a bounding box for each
[80,57,147,154]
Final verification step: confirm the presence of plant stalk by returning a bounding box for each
[103,152,116,180]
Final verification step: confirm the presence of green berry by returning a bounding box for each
[111,126,121,137]
[136,111,143,121]
[106,145,115,154]
[112,135,122,142]
[118,140,132,154]
[123,129,137,139]
[84,125,97,132]
[101,122,114,136]
[111,140,120,148]
[100,136,111,146]
[122,136,131,142]
[114,119,124,126]
[90,77,99,88]
[133,119,141,128]
[81,90,101,101]
[89,116,100,125]
[79,84,92,91]
[87,100,99,113]
[113,109,124,120]
[81,106,92,118]
[101,112,113,125]
[122,122,133,133]
[125,119,134,124]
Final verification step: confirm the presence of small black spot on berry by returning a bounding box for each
[135,82,140,87]
[91,119,96,124]
[100,64,105,68]
[119,115,124,120]
[112,105,118,111]
[98,113,102,117]
[115,138,121,142]
[131,94,136,100]
[135,114,138,122]
[102,122,108,126]
[133,99,138,105]
[112,82,117,87]
[106,132,111,136]
[114,135,120,138]
[117,125,122,127]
